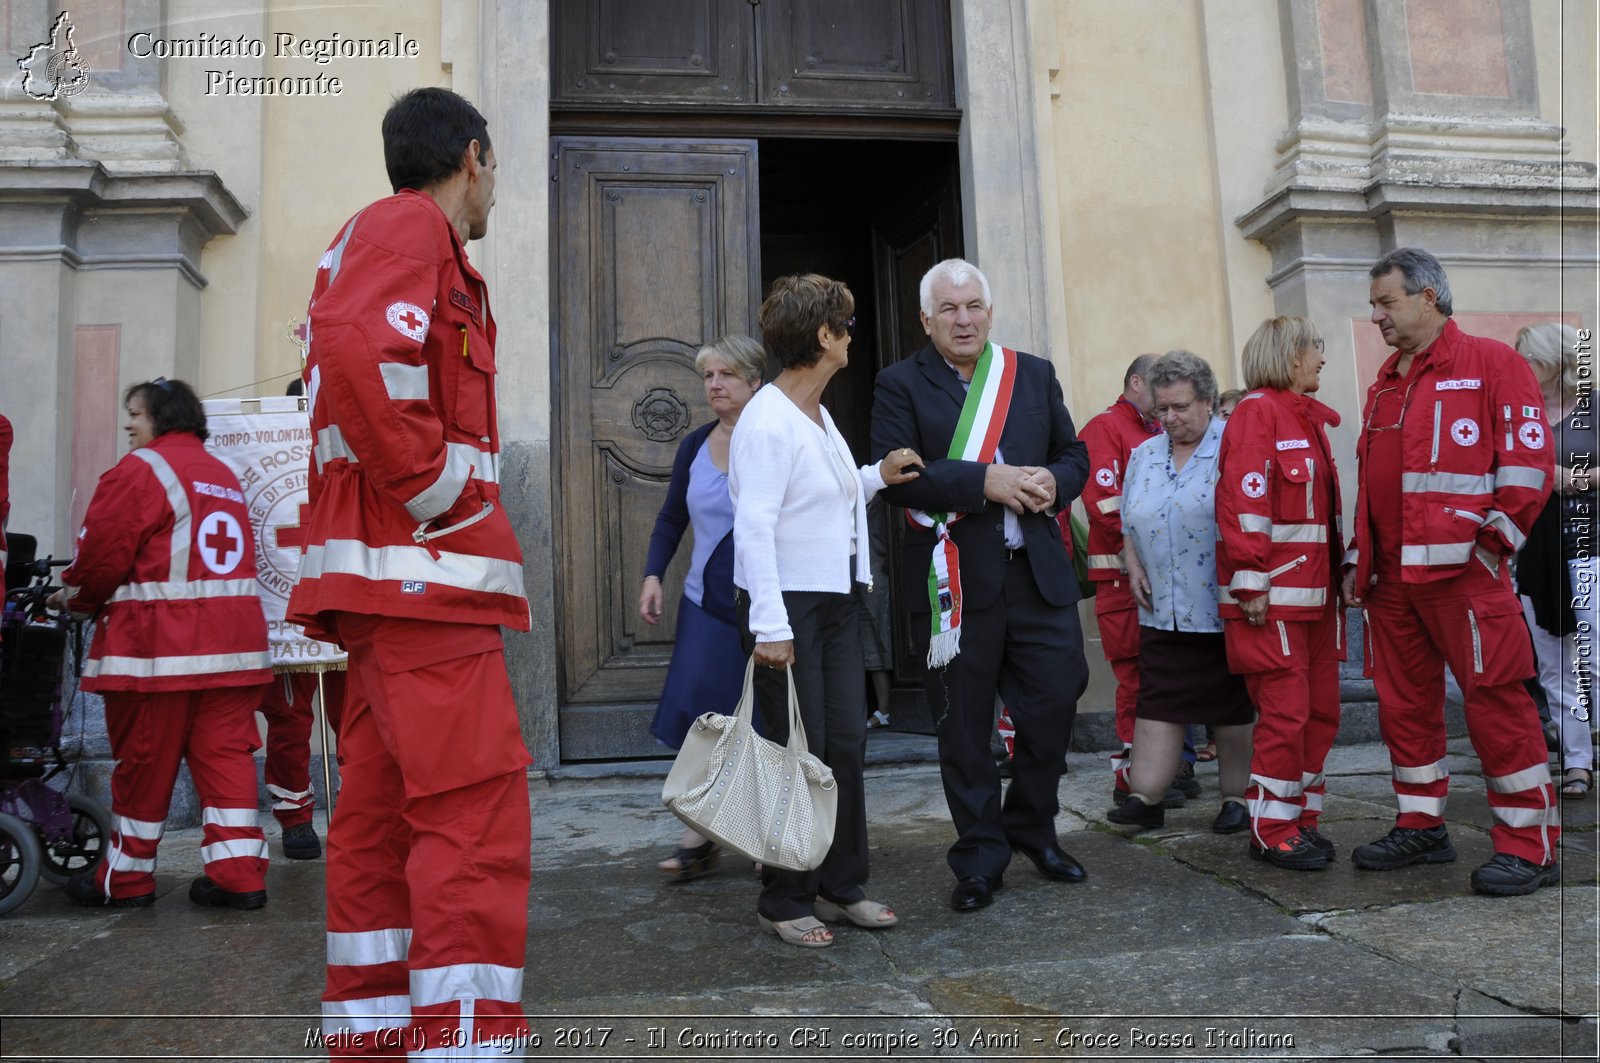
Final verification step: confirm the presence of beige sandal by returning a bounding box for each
[757,914,833,948]
[813,897,898,929]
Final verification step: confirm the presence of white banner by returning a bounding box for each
[203,398,345,671]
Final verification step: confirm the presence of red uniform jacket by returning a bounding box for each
[1346,320,1553,588]
[287,190,531,639]
[1077,396,1160,581]
[63,433,271,693]
[1215,388,1342,620]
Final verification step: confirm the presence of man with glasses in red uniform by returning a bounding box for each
[1345,247,1559,895]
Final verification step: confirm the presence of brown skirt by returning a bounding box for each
[1135,626,1255,726]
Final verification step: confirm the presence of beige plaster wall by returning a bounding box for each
[1537,0,1598,166]
[1050,0,1236,413]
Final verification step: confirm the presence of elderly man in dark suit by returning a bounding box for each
[871,258,1091,912]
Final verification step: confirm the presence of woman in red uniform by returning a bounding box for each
[1215,318,1345,869]
[52,379,272,908]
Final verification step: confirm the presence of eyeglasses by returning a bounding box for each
[1153,400,1197,418]
[1364,382,1416,434]
[843,316,856,338]
[1312,338,1325,353]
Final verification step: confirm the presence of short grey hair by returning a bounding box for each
[1515,322,1580,400]
[919,258,992,317]
[694,334,765,384]
[1124,353,1159,388]
[1370,247,1453,316]
[1145,349,1218,406]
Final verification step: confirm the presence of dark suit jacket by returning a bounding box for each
[871,343,1088,613]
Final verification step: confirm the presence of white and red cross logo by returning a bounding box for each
[386,301,429,342]
[1241,471,1267,499]
[1450,418,1480,446]
[197,511,246,575]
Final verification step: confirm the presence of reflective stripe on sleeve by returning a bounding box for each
[200,838,269,864]
[379,362,430,401]
[323,995,410,1035]
[84,650,273,680]
[410,963,523,1008]
[1393,758,1450,784]
[298,540,526,598]
[1268,586,1326,607]
[1087,554,1125,570]
[1231,570,1269,593]
[108,578,260,604]
[1481,509,1526,550]
[1494,466,1546,491]
[1401,471,1493,495]
[1096,496,1121,514]
[1238,513,1271,534]
[1485,763,1553,794]
[327,928,414,967]
[316,424,360,471]
[1271,524,1327,544]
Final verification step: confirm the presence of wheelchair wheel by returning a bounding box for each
[0,810,44,917]
[37,794,112,886]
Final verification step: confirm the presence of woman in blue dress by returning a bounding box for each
[639,334,766,880]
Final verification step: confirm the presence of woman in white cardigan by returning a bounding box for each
[729,273,924,948]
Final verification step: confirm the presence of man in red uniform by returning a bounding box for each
[257,670,345,859]
[1344,247,1559,895]
[288,88,534,1056]
[1076,356,1170,803]
[53,379,272,909]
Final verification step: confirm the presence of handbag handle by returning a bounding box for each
[733,655,815,761]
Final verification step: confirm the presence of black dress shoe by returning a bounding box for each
[951,875,1002,912]
[1012,842,1087,883]
[189,875,267,910]
[1211,800,1249,834]
[1107,794,1164,829]
[1112,784,1187,809]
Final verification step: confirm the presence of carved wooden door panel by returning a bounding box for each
[553,137,760,756]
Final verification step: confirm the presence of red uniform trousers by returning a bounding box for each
[1364,561,1558,865]
[1096,581,1141,792]
[1226,609,1342,848]
[321,614,532,1059]
[94,686,269,901]
[259,671,347,829]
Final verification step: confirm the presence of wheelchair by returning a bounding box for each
[0,532,111,915]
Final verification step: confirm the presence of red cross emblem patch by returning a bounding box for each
[1241,471,1267,499]
[1450,418,1480,446]
[386,301,429,342]
[197,511,247,575]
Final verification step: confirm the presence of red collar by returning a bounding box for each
[1115,395,1161,435]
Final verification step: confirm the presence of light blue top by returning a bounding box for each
[1121,418,1225,632]
[684,439,734,608]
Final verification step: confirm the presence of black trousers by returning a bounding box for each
[914,553,1087,881]
[740,589,871,921]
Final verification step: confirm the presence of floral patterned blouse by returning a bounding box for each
[1121,417,1226,632]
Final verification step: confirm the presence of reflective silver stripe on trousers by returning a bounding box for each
[202,807,259,829]
[1238,513,1271,534]
[1481,509,1526,550]
[1249,797,1303,821]
[84,650,273,680]
[201,838,269,863]
[1491,804,1559,829]
[1392,758,1450,784]
[1485,763,1552,793]
[299,540,527,599]
[266,783,313,810]
[1096,496,1121,514]
[1250,773,1303,797]
[115,815,164,840]
[1400,541,1474,567]
[1302,791,1324,812]
[105,845,157,874]
[323,994,410,1035]
[1401,471,1494,495]
[327,927,414,967]
[132,448,191,581]
[379,362,430,401]
[1397,794,1447,816]
[409,963,523,1008]
[108,578,260,604]
[1495,465,1546,491]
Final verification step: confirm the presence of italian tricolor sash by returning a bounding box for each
[906,342,1018,667]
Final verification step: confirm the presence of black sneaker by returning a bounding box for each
[1300,826,1336,859]
[1113,784,1187,809]
[63,872,154,909]
[282,822,322,861]
[1351,825,1456,870]
[1470,854,1561,896]
[1249,833,1331,870]
[1172,761,1201,800]
[189,875,267,910]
